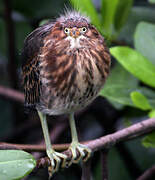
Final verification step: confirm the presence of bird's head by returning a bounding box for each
[50,11,101,49]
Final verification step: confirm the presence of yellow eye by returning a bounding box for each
[64,28,70,34]
[81,27,87,33]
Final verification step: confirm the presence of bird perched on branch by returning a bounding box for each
[22,10,111,178]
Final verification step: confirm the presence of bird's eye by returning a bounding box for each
[81,27,87,33]
[64,28,70,34]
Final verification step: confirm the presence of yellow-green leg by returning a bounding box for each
[38,111,67,178]
[68,113,91,165]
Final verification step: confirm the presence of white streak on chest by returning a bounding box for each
[66,35,86,49]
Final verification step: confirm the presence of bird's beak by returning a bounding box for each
[70,27,80,38]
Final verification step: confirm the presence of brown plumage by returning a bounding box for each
[22,11,111,177]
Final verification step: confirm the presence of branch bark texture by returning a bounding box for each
[137,165,155,180]
[0,118,155,168]
[0,85,24,103]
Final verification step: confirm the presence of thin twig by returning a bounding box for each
[0,85,24,103]
[0,142,68,152]
[0,118,155,156]
[137,165,155,180]
[87,118,155,152]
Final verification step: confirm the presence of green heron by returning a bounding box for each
[22,11,111,177]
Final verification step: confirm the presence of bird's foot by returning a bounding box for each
[68,142,91,166]
[47,149,68,179]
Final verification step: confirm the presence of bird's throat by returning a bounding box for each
[66,35,86,49]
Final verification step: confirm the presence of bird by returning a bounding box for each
[22,10,111,178]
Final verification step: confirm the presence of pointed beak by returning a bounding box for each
[70,27,80,38]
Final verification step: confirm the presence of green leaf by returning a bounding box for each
[142,108,155,148]
[101,0,119,35]
[149,0,155,3]
[103,62,138,87]
[100,63,138,107]
[142,131,155,148]
[101,84,135,106]
[39,19,50,26]
[110,46,155,87]
[123,118,132,127]
[130,91,152,110]
[70,0,102,32]
[0,150,36,180]
[100,63,155,109]
[149,109,155,118]
[139,88,155,109]
[118,7,155,44]
[134,22,155,65]
[101,0,133,36]
[114,0,133,31]
[108,100,124,110]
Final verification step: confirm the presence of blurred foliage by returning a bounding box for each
[118,6,155,44]
[134,22,155,65]
[0,0,155,179]
[142,132,155,148]
[142,108,155,148]
[130,91,152,110]
[149,0,155,3]
[109,46,155,88]
[70,0,133,38]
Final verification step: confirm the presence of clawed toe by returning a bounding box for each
[47,150,68,178]
[69,142,91,165]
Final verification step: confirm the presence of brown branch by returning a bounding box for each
[36,118,155,169]
[0,117,155,174]
[0,118,155,153]
[0,118,155,163]
[86,118,155,152]
[0,85,24,103]
[137,165,155,180]
[0,143,68,152]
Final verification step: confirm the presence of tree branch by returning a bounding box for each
[0,85,24,103]
[0,118,154,152]
[0,143,68,152]
[0,118,155,165]
[36,118,155,169]
[86,118,155,152]
[137,165,155,180]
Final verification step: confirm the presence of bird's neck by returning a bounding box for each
[66,35,87,49]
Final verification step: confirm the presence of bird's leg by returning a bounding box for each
[68,113,91,165]
[38,111,67,178]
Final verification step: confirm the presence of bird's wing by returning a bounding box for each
[22,22,54,107]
